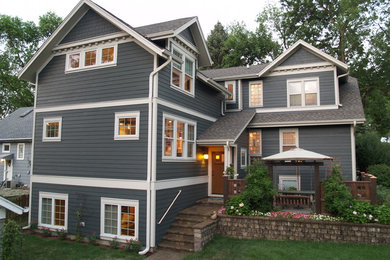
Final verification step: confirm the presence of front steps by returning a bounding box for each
[158,198,223,252]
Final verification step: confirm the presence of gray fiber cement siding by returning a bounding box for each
[242,71,335,109]
[280,47,325,66]
[156,105,212,180]
[179,28,196,46]
[31,183,147,244]
[235,129,249,178]
[37,42,153,107]
[33,105,148,180]
[60,9,121,44]
[155,183,207,244]
[261,125,352,191]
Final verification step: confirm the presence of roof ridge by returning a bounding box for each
[135,16,197,29]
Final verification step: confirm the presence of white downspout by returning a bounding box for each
[139,55,172,255]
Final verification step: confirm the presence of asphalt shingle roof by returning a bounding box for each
[0,107,33,140]
[135,17,196,37]
[200,64,269,79]
[198,110,256,141]
[250,77,365,125]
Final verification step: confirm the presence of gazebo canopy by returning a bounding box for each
[262,148,333,161]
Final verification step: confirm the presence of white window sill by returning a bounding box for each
[38,224,66,231]
[100,234,137,242]
[42,138,61,142]
[114,136,139,141]
[170,85,195,97]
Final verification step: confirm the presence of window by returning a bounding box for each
[43,117,62,142]
[280,128,299,152]
[39,192,68,229]
[17,143,25,160]
[163,114,196,160]
[114,112,140,140]
[101,198,138,240]
[249,81,263,107]
[287,78,319,107]
[66,45,117,72]
[2,143,10,153]
[249,131,261,155]
[225,81,236,103]
[279,175,301,191]
[240,148,247,168]
[171,46,195,95]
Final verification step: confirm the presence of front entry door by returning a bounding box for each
[4,159,13,181]
[212,152,224,194]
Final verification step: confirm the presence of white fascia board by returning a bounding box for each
[197,73,230,96]
[211,74,260,81]
[248,118,366,128]
[0,196,28,215]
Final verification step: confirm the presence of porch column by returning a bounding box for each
[314,163,321,214]
[224,144,230,171]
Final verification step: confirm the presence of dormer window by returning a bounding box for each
[171,46,195,96]
[225,81,236,103]
[66,45,117,72]
[287,78,319,107]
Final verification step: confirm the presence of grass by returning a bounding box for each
[184,236,390,260]
[21,234,145,260]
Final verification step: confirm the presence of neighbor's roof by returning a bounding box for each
[201,64,269,80]
[262,148,333,161]
[198,110,256,144]
[0,107,33,141]
[135,17,196,37]
[249,77,365,127]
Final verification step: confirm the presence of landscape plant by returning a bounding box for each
[124,239,142,253]
[225,195,250,216]
[377,185,390,206]
[367,164,390,188]
[56,228,67,240]
[109,237,120,249]
[41,227,51,237]
[2,220,23,260]
[88,232,99,245]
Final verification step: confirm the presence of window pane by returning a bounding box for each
[54,199,65,226]
[305,93,317,105]
[227,84,234,100]
[102,47,114,63]
[85,50,97,66]
[283,132,296,145]
[176,122,184,158]
[187,142,194,158]
[187,125,195,141]
[69,54,80,68]
[104,204,118,235]
[282,180,298,190]
[184,74,193,92]
[18,145,24,158]
[164,139,172,156]
[121,206,135,237]
[185,58,193,76]
[241,151,246,165]
[118,117,136,136]
[46,122,59,138]
[173,49,182,59]
[304,80,317,93]
[165,119,174,138]
[250,83,262,106]
[41,198,52,225]
[289,94,302,106]
[3,144,9,151]
[172,66,182,87]
[288,82,302,94]
[282,145,296,152]
[249,132,260,154]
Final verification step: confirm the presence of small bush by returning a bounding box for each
[322,165,353,216]
[343,200,374,223]
[2,220,23,260]
[373,205,390,225]
[56,228,67,240]
[225,195,250,216]
[367,164,390,189]
[377,185,390,205]
[243,161,276,212]
[109,237,120,249]
[41,227,52,237]
[124,239,142,252]
[88,232,99,245]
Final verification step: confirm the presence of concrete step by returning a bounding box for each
[170,222,195,230]
[175,214,207,223]
[179,205,220,217]
[159,240,194,252]
[166,227,193,236]
[196,197,224,206]
[163,233,194,243]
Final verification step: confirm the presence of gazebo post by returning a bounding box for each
[314,163,321,214]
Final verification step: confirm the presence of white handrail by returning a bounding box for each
[157,189,182,224]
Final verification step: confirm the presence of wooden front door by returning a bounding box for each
[212,152,224,194]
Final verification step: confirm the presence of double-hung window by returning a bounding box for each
[240,148,247,168]
[225,81,236,103]
[249,81,263,107]
[249,131,262,155]
[171,46,195,95]
[43,117,62,142]
[66,45,117,72]
[39,192,68,230]
[2,143,10,153]
[287,78,319,107]
[163,114,196,160]
[17,143,25,160]
[101,198,138,240]
[280,128,299,152]
[114,111,140,140]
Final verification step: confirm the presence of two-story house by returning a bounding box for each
[18,0,364,253]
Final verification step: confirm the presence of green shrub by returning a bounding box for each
[373,205,390,225]
[56,228,67,240]
[343,200,374,223]
[109,237,120,249]
[225,195,250,216]
[2,220,23,260]
[124,239,142,252]
[367,164,390,189]
[242,161,276,212]
[322,165,353,216]
[41,227,51,237]
[88,232,99,245]
[377,185,390,205]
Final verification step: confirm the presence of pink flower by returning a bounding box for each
[353,211,357,215]
[375,219,379,222]
[369,215,373,220]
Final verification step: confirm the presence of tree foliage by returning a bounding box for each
[206,22,228,69]
[0,12,62,117]
[356,131,390,171]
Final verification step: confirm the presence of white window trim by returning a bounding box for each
[240,148,247,169]
[279,175,301,191]
[287,77,320,107]
[38,192,68,230]
[42,117,62,142]
[225,81,236,103]
[249,130,262,156]
[65,44,118,73]
[162,113,197,162]
[114,111,140,140]
[249,80,263,107]
[2,143,10,153]
[16,143,25,160]
[170,43,196,97]
[100,197,139,241]
[279,128,299,152]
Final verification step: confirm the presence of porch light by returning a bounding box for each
[203,154,209,160]
[216,155,220,160]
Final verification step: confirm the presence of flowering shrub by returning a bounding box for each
[373,205,390,225]
[249,211,343,222]
[109,237,120,249]
[343,200,374,224]
[124,239,142,252]
[41,227,51,237]
[217,207,226,214]
[225,195,250,216]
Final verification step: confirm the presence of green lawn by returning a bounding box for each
[21,234,145,260]
[184,236,390,260]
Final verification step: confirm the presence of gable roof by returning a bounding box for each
[201,64,269,80]
[19,0,168,83]
[249,77,365,127]
[0,107,33,141]
[198,110,256,144]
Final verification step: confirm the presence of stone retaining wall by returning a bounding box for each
[193,220,217,252]
[217,215,390,245]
